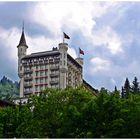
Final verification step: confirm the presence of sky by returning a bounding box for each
[0,1,140,91]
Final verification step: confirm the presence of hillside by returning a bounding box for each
[0,76,19,100]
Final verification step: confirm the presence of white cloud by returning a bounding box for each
[0,1,137,89]
[67,47,77,59]
[27,2,124,55]
[28,1,96,36]
[90,57,111,73]
[0,26,77,64]
[28,36,77,58]
[27,35,59,54]
[0,26,20,61]
[91,26,123,54]
[89,56,140,78]
[110,78,116,85]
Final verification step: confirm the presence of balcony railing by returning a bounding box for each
[35,83,48,86]
[50,66,59,70]
[24,69,33,74]
[50,73,59,78]
[24,90,32,95]
[24,76,33,81]
[24,83,33,88]
[50,80,59,85]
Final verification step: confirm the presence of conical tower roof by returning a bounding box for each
[17,24,28,48]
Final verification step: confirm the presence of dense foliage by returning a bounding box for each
[0,76,19,100]
[0,86,140,138]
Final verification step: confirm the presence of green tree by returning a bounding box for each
[0,86,140,138]
[121,86,125,98]
[124,78,131,98]
[131,77,140,94]
[0,76,19,99]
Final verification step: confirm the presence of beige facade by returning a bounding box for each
[17,30,83,97]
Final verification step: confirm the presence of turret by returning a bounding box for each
[17,26,28,59]
[17,24,28,97]
[75,48,84,85]
[59,42,68,89]
[75,48,84,66]
[17,25,28,78]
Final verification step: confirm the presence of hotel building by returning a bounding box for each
[17,28,84,97]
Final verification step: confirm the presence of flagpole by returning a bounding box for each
[78,48,80,58]
[22,20,24,32]
[63,35,64,43]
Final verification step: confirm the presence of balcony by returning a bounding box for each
[50,73,59,78]
[22,62,27,66]
[44,60,48,64]
[39,61,44,65]
[24,90,32,95]
[24,69,33,74]
[50,80,59,85]
[35,83,48,86]
[24,83,33,88]
[50,66,59,70]
[49,59,54,63]
[24,76,33,81]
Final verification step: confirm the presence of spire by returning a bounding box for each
[17,22,28,48]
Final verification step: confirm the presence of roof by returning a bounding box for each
[21,48,82,69]
[67,54,82,69]
[22,50,60,60]
[83,80,98,96]
[0,99,15,107]
[17,30,28,48]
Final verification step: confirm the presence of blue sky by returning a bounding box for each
[0,1,140,90]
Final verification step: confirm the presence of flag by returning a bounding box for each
[79,48,84,55]
[63,32,70,39]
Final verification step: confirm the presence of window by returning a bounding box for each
[40,78,43,83]
[45,65,47,69]
[40,65,43,70]
[45,71,47,76]
[35,86,38,92]
[40,71,43,76]
[45,78,48,83]
[36,72,38,77]
[36,79,38,84]
[40,85,43,90]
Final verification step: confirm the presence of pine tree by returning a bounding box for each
[114,86,117,92]
[124,78,131,98]
[121,86,125,98]
[132,77,140,94]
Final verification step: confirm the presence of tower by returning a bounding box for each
[59,42,68,89]
[17,25,28,97]
[75,57,84,85]
[17,25,28,77]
